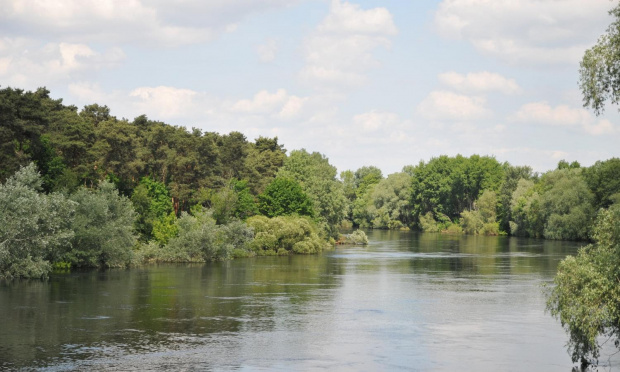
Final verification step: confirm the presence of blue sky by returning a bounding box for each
[1,0,618,175]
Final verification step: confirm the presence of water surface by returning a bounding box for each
[0,231,612,371]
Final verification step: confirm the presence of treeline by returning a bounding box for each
[344,156,620,240]
[2,86,620,278]
[0,87,354,278]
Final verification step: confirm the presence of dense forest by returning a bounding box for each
[1,86,620,279]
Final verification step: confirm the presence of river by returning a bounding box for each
[0,231,615,371]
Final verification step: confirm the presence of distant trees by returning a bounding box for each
[335,154,617,241]
[410,155,504,224]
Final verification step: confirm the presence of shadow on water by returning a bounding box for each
[1,231,614,371]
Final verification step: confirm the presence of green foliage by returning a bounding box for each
[131,177,173,240]
[443,223,463,235]
[579,3,620,115]
[557,159,581,170]
[540,169,595,240]
[460,190,499,236]
[340,170,356,201]
[497,164,534,233]
[547,204,620,366]
[258,177,314,218]
[0,163,75,279]
[278,149,347,238]
[510,179,544,237]
[410,154,504,225]
[164,209,254,262]
[247,215,327,255]
[352,182,377,228]
[232,180,259,220]
[583,158,620,209]
[194,180,257,224]
[354,166,383,197]
[64,181,137,268]
[352,172,413,229]
[509,169,595,241]
[340,169,356,222]
[419,212,441,233]
[339,230,369,245]
[0,87,287,217]
[152,212,178,245]
[370,172,413,229]
[243,136,286,195]
[460,209,483,235]
[0,87,58,183]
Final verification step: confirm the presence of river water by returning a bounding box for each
[0,231,616,371]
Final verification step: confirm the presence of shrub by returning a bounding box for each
[164,209,254,262]
[65,181,137,268]
[0,164,75,279]
[419,212,441,232]
[339,230,369,245]
[247,215,327,255]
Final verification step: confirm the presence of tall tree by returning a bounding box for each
[278,149,346,238]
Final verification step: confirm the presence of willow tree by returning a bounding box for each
[547,204,620,367]
[580,3,620,115]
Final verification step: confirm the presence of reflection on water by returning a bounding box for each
[0,231,614,371]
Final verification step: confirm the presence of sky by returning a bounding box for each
[1,0,619,175]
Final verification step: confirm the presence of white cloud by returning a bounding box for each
[318,0,397,35]
[130,86,201,118]
[438,71,521,94]
[230,89,308,119]
[300,0,397,89]
[0,0,298,47]
[512,101,616,135]
[353,110,402,133]
[98,86,315,127]
[417,91,491,121]
[0,38,124,88]
[257,39,278,62]
[434,0,613,65]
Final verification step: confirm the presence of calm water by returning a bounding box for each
[0,231,615,371]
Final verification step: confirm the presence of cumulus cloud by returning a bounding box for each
[98,86,314,126]
[417,91,491,121]
[130,86,202,118]
[300,0,397,89]
[230,89,308,119]
[0,0,297,47]
[512,101,616,135]
[438,71,521,94]
[0,38,124,88]
[434,0,613,65]
[353,110,403,133]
